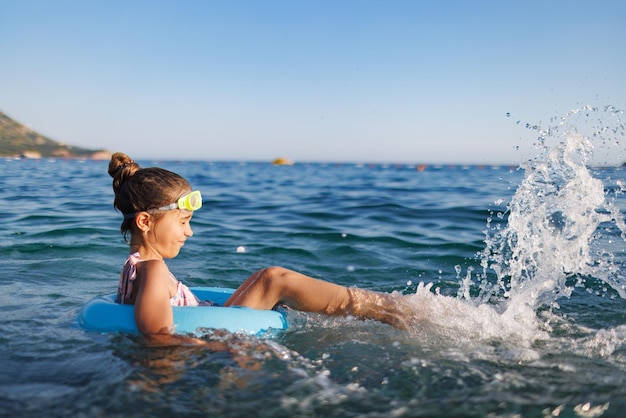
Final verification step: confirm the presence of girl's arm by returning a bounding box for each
[134,260,174,336]
[133,260,224,347]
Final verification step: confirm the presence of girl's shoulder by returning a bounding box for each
[136,259,171,281]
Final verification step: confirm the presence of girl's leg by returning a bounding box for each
[224,266,410,329]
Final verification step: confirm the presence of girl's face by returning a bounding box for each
[147,209,194,259]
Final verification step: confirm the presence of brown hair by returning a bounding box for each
[108,152,191,242]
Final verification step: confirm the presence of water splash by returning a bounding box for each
[404,106,626,348]
[482,106,626,308]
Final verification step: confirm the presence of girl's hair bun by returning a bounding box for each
[108,152,139,193]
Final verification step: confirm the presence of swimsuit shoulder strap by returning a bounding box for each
[117,252,141,304]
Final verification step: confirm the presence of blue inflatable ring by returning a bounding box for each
[78,287,288,336]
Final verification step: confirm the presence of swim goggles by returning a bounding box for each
[156,190,203,212]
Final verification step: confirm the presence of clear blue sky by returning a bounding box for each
[1,0,625,164]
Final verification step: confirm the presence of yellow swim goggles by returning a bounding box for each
[156,190,203,212]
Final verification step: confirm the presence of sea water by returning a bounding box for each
[1,107,625,417]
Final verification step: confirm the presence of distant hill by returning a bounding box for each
[0,111,110,159]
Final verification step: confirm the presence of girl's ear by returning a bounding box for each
[135,211,153,232]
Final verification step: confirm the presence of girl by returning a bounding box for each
[108,152,412,345]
